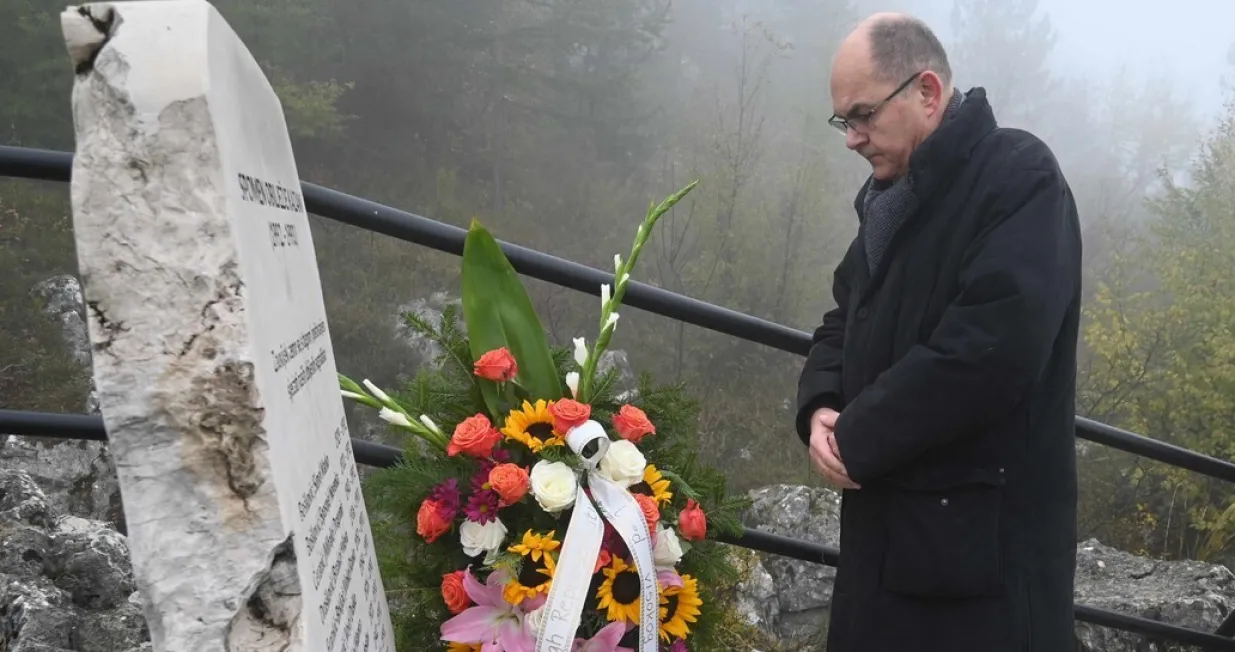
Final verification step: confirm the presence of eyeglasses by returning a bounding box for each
[828,71,923,134]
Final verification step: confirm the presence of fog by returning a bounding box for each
[3,0,1235,566]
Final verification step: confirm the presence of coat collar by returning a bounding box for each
[852,87,998,216]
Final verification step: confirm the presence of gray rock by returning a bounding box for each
[0,436,123,529]
[29,275,91,368]
[736,484,1235,652]
[1074,538,1235,651]
[9,274,120,528]
[0,469,149,652]
[739,484,840,646]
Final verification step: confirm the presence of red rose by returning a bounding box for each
[473,347,518,382]
[448,414,501,458]
[441,570,471,614]
[612,404,656,444]
[417,499,452,543]
[678,499,707,541]
[548,399,591,434]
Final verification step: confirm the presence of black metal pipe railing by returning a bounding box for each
[3,409,1234,649]
[2,409,1235,647]
[4,146,1235,647]
[5,145,1233,485]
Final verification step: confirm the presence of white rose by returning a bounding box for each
[530,461,578,513]
[525,605,547,637]
[459,518,507,558]
[653,524,684,568]
[598,439,646,488]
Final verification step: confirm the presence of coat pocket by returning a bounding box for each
[880,472,1005,598]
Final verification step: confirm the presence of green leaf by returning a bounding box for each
[460,219,562,417]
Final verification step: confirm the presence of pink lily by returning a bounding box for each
[440,568,535,652]
[572,621,634,652]
[657,568,684,591]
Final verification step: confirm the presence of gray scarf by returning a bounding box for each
[860,89,965,272]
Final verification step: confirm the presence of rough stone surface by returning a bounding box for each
[3,277,120,528]
[1074,538,1235,651]
[60,1,393,649]
[738,484,1235,651]
[0,469,149,652]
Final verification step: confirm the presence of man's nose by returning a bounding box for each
[845,128,867,151]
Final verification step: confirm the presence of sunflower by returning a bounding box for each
[502,400,564,453]
[596,556,651,624]
[629,464,673,507]
[659,574,703,642]
[503,530,560,605]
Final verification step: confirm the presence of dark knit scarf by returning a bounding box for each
[860,89,965,272]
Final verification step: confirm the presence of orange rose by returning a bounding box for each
[612,404,656,443]
[473,347,518,382]
[448,414,501,458]
[678,499,707,541]
[488,463,530,505]
[441,570,471,614]
[634,493,660,535]
[548,399,591,434]
[417,499,452,543]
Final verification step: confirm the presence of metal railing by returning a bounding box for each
[2,145,1234,650]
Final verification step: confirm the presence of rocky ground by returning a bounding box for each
[739,483,1235,652]
[5,277,1235,651]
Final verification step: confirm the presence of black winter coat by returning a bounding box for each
[795,88,1082,652]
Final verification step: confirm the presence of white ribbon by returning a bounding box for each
[535,420,659,652]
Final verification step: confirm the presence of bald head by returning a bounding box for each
[840,13,952,89]
[829,13,956,181]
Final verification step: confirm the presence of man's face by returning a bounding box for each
[830,58,936,181]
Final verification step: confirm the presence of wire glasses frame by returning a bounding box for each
[828,71,924,134]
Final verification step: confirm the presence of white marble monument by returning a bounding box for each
[59,1,395,650]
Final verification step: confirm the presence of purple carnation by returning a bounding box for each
[464,489,501,524]
[429,478,461,520]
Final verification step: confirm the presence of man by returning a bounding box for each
[795,12,1082,652]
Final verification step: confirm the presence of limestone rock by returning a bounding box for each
[1074,538,1235,651]
[0,469,149,652]
[736,484,1235,652]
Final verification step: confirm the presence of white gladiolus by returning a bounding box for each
[605,312,620,331]
[573,337,588,367]
[619,273,630,286]
[378,407,411,428]
[598,439,646,489]
[565,372,580,398]
[614,253,622,273]
[459,518,507,558]
[601,283,611,308]
[419,415,442,434]
[341,390,366,401]
[529,460,578,513]
[362,379,392,404]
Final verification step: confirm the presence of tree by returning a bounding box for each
[949,0,1057,130]
[1081,100,1235,562]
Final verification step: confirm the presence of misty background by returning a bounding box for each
[3,0,1235,568]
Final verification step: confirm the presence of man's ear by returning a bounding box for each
[918,70,946,113]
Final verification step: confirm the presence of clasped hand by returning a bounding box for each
[809,407,860,490]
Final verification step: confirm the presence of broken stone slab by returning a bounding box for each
[59,1,394,650]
